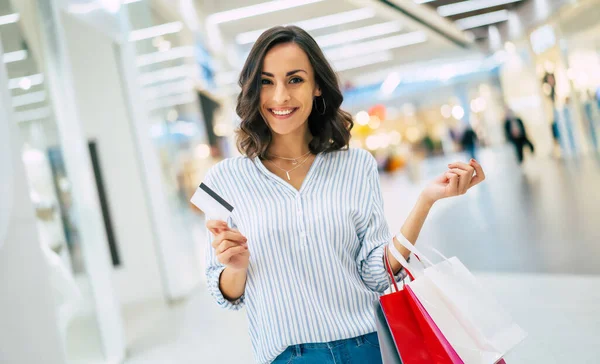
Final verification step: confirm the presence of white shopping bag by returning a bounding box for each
[424,257,526,355]
[410,276,503,364]
[390,235,526,363]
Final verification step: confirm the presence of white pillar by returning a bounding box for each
[33,0,126,361]
[0,38,66,364]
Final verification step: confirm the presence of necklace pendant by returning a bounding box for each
[286,171,291,180]
[291,160,298,165]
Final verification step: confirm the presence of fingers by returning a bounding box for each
[211,230,247,249]
[468,159,486,187]
[448,168,471,194]
[206,219,227,231]
[216,239,247,255]
[207,220,228,236]
[446,172,459,194]
[448,161,475,173]
[220,245,248,262]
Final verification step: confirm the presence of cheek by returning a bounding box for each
[259,90,268,107]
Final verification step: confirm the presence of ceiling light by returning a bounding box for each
[3,50,27,64]
[207,0,324,24]
[136,46,195,67]
[147,93,197,111]
[129,22,184,42]
[195,144,211,159]
[316,21,403,48]
[68,3,101,14]
[438,0,522,16]
[455,10,509,30]
[0,13,19,26]
[158,40,172,52]
[12,91,46,108]
[9,74,43,90]
[333,51,393,72]
[326,31,427,61]
[452,105,465,119]
[356,111,370,125]
[19,78,32,90]
[14,107,51,123]
[144,80,194,100]
[100,0,121,13]
[235,8,376,44]
[69,0,141,14]
[138,65,195,86]
[380,72,402,95]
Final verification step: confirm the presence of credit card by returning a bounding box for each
[190,183,234,221]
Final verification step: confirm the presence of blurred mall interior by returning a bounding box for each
[1,0,599,363]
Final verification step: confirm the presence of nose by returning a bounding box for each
[272,83,291,104]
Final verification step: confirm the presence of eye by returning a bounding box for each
[261,79,272,85]
[289,77,304,84]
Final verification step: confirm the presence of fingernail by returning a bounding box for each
[470,158,476,162]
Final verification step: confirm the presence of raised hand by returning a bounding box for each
[421,159,485,203]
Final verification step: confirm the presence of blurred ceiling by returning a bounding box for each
[201,0,483,91]
[417,0,529,42]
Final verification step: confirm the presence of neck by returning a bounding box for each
[268,128,312,159]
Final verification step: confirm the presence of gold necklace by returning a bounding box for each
[269,150,311,165]
[267,154,312,181]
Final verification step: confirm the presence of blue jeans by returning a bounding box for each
[272,332,383,363]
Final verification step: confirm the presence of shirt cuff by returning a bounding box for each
[207,266,245,310]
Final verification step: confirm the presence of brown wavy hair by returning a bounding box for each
[235,26,354,159]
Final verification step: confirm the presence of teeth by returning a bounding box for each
[272,109,294,116]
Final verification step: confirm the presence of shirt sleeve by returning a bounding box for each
[203,168,245,310]
[355,158,404,293]
[205,226,245,310]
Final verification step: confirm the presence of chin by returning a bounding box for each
[268,123,305,136]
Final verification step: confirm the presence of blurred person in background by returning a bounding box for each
[504,108,535,164]
[562,96,578,156]
[460,125,478,161]
[203,26,485,364]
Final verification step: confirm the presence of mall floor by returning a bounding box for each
[124,146,600,364]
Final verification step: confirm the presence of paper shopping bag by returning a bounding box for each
[391,235,526,363]
[375,246,460,364]
[405,285,464,363]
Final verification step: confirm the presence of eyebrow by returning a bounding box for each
[261,69,307,77]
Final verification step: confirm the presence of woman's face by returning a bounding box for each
[259,42,321,137]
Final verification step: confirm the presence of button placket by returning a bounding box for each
[296,195,307,245]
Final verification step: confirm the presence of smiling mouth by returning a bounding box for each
[269,108,298,118]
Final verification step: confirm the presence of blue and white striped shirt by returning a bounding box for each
[204,148,396,363]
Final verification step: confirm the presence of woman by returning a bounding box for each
[204,26,485,364]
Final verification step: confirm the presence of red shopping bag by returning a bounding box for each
[406,285,464,363]
[376,246,461,364]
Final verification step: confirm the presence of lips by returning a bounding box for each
[268,108,298,119]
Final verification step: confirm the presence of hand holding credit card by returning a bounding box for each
[191,182,249,271]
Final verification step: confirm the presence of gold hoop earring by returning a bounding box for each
[314,97,326,115]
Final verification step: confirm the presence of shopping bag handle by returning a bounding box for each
[393,233,450,267]
[387,238,421,280]
[383,246,400,293]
